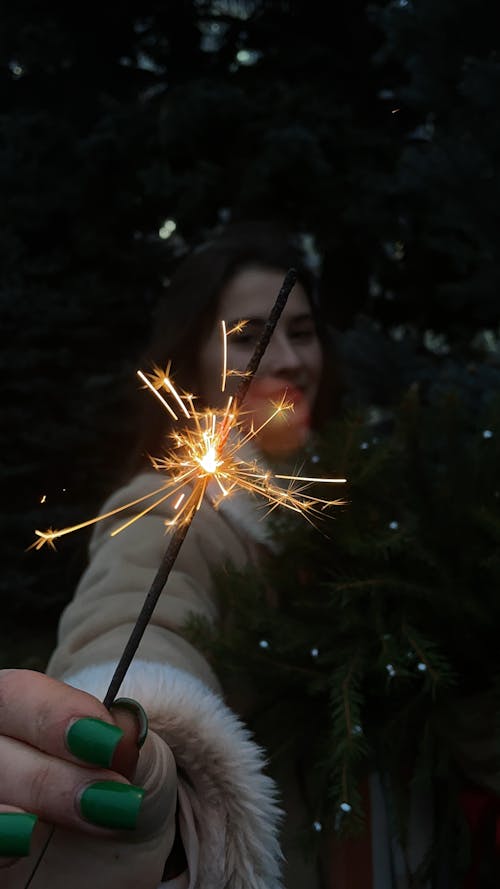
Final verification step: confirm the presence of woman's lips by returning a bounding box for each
[242,377,311,455]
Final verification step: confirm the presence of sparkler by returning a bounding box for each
[24,268,346,889]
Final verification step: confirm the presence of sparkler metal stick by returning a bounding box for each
[102,267,298,708]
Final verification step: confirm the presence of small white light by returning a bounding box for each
[389,520,399,530]
[386,664,396,677]
[340,802,352,813]
[311,454,320,464]
[159,219,177,240]
[351,724,362,735]
[310,647,319,658]
[417,662,427,672]
[9,60,24,77]
[259,639,269,649]
[483,429,493,439]
[312,820,322,832]
[235,48,261,66]
[360,441,369,450]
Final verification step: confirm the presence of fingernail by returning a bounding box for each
[0,813,38,857]
[80,781,145,830]
[67,717,124,767]
[111,698,149,748]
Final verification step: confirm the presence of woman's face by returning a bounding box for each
[197,266,324,455]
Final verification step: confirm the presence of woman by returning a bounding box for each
[0,220,346,889]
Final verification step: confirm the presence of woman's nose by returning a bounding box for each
[262,334,301,375]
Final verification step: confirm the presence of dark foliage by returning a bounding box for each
[186,387,500,882]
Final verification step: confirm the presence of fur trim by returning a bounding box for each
[64,660,284,889]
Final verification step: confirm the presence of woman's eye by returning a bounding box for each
[291,327,316,341]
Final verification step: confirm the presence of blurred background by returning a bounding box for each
[1,0,499,666]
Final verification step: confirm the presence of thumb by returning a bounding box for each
[133,730,178,843]
[110,699,178,842]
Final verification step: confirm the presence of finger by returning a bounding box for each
[0,805,38,868]
[0,670,143,773]
[0,735,144,836]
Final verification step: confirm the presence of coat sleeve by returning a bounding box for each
[46,471,283,889]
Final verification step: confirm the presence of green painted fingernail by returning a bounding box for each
[111,698,149,748]
[0,813,38,857]
[80,781,145,830]
[67,718,124,767]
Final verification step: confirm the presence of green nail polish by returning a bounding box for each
[67,718,124,767]
[0,813,38,857]
[80,781,145,830]
[111,698,149,748]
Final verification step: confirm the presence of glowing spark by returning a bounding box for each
[227,320,248,336]
[137,370,178,420]
[30,482,178,550]
[221,321,228,393]
[40,494,46,504]
[163,376,190,418]
[225,369,252,378]
[223,320,251,387]
[275,474,346,484]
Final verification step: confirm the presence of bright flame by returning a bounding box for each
[31,324,346,550]
[199,445,221,474]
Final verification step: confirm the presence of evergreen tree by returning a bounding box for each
[186,388,500,883]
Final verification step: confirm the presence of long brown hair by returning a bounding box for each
[126,219,344,476]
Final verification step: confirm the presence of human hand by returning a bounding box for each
[0,670,178,889]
